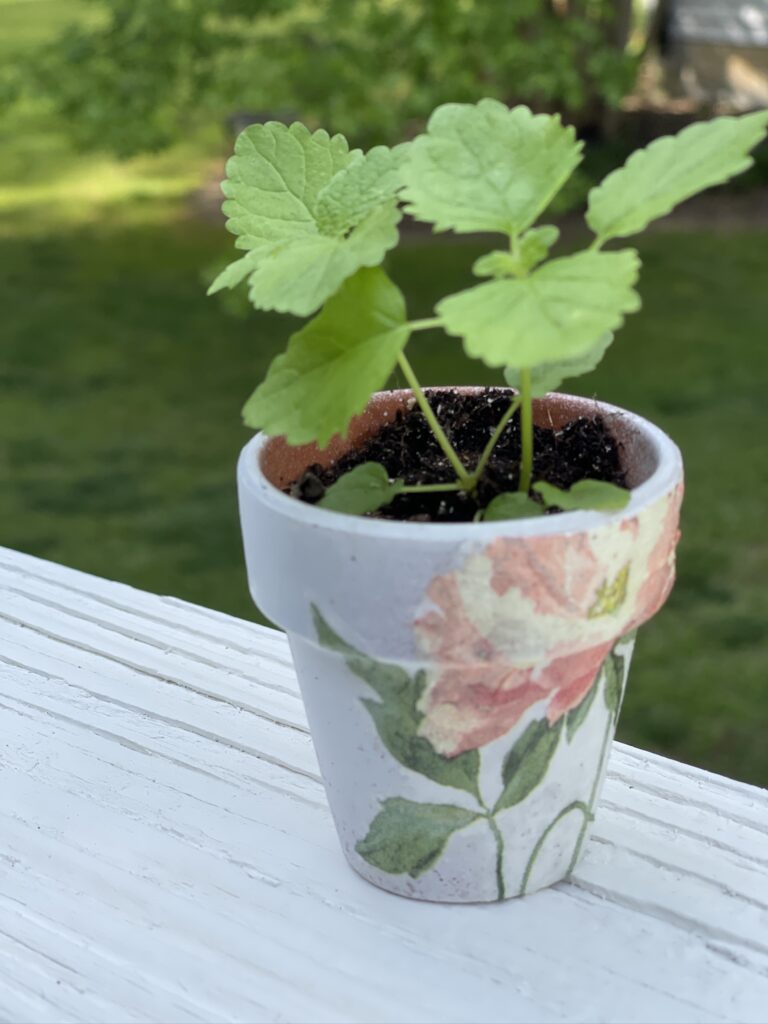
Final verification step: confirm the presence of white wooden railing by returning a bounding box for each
[1,546,766,1023]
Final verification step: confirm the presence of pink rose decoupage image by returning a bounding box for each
[312,485,682,898]
[414,486,682,758]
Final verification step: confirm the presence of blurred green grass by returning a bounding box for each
[2,216,767,787]
[0,0,219,223]
[0,0,98,52]
[1,0,766,787]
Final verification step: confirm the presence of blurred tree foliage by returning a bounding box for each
[6,0,638,156]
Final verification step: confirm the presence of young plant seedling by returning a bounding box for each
[210,100,768,518]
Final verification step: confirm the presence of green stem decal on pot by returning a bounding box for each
[310,467,670,899]
[521,636,634,894]
[313,606,635,900]
[313,607,481,799]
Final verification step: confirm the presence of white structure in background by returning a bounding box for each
[671,0,768,46]
[669,0,768,108]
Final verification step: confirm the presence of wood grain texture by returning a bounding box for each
[1,546,766,1024]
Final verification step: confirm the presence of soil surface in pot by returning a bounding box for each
[291,389,627,523]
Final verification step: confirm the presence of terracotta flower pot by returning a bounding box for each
[237,388,683,902]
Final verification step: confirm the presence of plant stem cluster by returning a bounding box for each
[396,349,526,499]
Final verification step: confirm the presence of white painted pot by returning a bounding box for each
[237,389,683,902]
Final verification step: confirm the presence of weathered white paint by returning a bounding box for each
[671,0,768,47]
[238,399,685,903]
[1,546,766,1024]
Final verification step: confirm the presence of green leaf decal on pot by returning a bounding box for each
[603,649,626,717]
[519,641,637,893]
[319,462,404,516]
[565,680,599,742]
[494,719,562,814]
[312,605,412,700]
[356,798,481,878]
[313,602,642,896]
[312,606,480,798]
[361,695,481,798]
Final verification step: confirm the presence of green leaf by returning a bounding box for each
[243,268,410,446]
[503,333,614,396]
[472,251,519,280]
[587,110,768,242]
[356,798,481,878]
[474,226,560,280]
[316,144,405,235]
[402,100,583,235]
[245,203,402,316]
[565,678,599,742]
[222,122,354,247]
[603,649,625,717]
[218,123,402,315]
[318,462,403,516]
[362,698,481,798]
[312,606,481,797]
[206,250,264,295]
[493,718,562,814]
[534,479,630,513]
[438,250,640,368]
[312,606,412,702]
[482,492,545,522]
[515,225,561,273]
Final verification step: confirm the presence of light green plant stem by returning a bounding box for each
[487,815,506,901]
[518,368,534,493]
[408,317,443,332]
[518,800,590,897]
[400,482,463,494]
[396,351,473,488]
[470,395,522,487]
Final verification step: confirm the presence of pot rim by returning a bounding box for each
[238,389,683,541]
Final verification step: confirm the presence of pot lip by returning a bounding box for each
[238,390,683,540]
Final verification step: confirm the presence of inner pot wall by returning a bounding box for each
[259,387,658,491]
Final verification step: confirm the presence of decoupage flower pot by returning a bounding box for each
[237,388,683,902]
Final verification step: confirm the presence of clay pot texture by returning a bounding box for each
[238,389,683,902]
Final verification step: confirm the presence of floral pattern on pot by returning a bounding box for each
[414,485,682,757]
[314,604,632,900]
[313,485,681,900]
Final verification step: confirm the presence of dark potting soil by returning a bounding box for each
[291,389,627,522]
